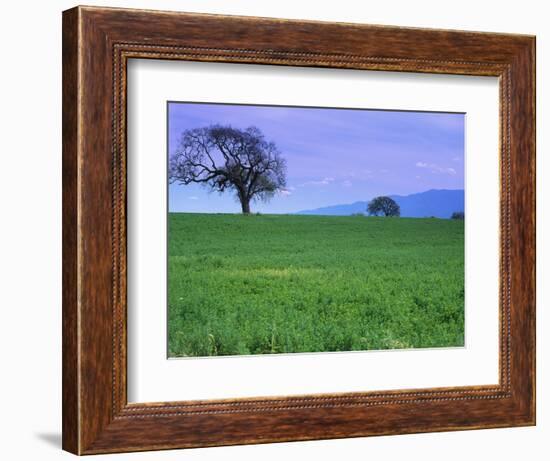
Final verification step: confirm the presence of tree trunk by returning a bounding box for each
[240,197,251,214]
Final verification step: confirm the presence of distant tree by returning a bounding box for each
[367,196,400,217]
[451,211,465,220]
[169,125,286,214]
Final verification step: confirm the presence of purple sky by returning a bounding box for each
[168,102,464,214]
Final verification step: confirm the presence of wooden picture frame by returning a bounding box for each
[62,5,535,455]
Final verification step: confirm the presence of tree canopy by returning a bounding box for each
[169,125,287,214]
[367,196,400,217]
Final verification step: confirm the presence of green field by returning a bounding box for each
[168,213,464,357]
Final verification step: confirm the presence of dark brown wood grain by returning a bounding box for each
[62,5,536,455]
[62,7,79,455]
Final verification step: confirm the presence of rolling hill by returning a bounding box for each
[296,189,464,219]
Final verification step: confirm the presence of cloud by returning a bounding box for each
[416,162,456,175]
[347,169,373,180]
[298,177,335,187]
[341,180,353,188]
[188,196,199,200]
[279,189,292,196]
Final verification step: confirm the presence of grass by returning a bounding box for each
[167,213,464,357]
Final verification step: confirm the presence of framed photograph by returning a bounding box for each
[62,6,535,455]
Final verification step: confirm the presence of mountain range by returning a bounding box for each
[296,189,464,219]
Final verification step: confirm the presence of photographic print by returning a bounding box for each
[167,102,465,358]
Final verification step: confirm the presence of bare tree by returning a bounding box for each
[367,196,400,217]
[169,125,287,214]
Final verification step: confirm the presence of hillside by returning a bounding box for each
[296,189,464,219]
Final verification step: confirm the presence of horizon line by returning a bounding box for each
[169,188,465,216]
